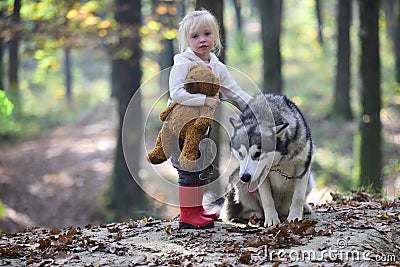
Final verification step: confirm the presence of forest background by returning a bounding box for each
[0,0,399,234]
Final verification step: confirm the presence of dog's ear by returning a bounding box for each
[274,122,289,138]
[229,117,242,129]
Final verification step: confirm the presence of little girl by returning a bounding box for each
[169,10,252,229]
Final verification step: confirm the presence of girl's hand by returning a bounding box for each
[205,96,220,109]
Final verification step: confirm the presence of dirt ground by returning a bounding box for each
[0,197,399,266]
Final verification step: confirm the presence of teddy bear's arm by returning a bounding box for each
[193,106,214,132]
[194,117,213,133]
[200,106,214,120]
[159,102,178,122]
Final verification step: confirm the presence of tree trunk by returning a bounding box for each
[64,48,72,104]
[159,39,174,94]
[232,0,244,52]
[259,0,283,94]
[9,0,21,116]
[232,0,242,32]
[315,0,324,47]
[383,0,396,41]
[358,0,382,190]
[106,0,149,221]
[333,0,353,120]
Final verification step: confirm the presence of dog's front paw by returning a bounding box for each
[287,209,303,222]
[303,203,313,214]
[264,209,280,227]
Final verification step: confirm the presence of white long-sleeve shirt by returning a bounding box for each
[168,48,252,111]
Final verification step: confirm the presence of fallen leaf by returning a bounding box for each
[239,251,252,264]
[50,228,61,235]
[163,224,174,235]
[37,238,51,250]
[376,212,390,220]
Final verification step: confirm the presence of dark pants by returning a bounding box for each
[177,168,208,186]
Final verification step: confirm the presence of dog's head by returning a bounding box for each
[229,101,289,192]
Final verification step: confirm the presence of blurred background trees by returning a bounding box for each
[0,0,399,229]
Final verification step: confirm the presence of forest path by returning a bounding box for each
[0,101,117,234]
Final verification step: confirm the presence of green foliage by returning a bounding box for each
[140,1,179,54]
[0,0,112,139]
[0,0,115,89]
[0,48,110,139]
[17,0,114,84]
[0,90,14,125]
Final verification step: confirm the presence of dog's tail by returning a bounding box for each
[204,167,243,220]
[203,191,225,217]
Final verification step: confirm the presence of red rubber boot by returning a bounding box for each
[179,186,214,229]
[197,185,219,220]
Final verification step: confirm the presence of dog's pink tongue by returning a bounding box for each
[247,180,259,194]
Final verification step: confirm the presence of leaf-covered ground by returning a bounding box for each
[1,191,399,266]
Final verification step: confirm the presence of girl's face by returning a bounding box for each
[188,22,215,62]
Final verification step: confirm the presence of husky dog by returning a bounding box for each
[218,94,314,227]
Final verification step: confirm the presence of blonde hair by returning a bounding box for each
[178,10,222,56]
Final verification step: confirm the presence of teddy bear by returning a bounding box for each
[146,65,220,170]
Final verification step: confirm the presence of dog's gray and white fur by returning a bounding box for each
[212,94,314,227]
